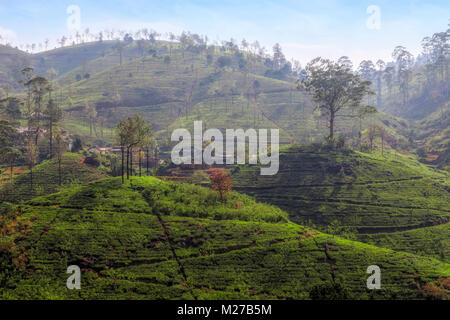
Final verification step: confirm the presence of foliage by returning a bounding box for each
[209,169,233,201]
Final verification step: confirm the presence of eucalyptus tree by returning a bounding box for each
[392,46,414,105]
[337,56,353,70]
[54,134,66,186]
[358,60,376,81]
[383,66,395,96]
[375,60,386,108]
[44,98,62,157]
[25,75,50,145]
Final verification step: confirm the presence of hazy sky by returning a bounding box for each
[0,0,448,66]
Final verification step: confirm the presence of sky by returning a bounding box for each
[0,0,448,66]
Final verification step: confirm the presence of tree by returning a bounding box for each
[272,43,286,70]
[355,105,377,147]
[367,124,378,152]
[24,75,50,145]
[383,66,395,96]
[337,56,353,70]
[25,137,38,193]
[72,136,83,153]
[115,115,152,182]
[375,60,385,108]
[116,117,133,182]
[0,97,22,122]
[85,100,97,136]
[0,120,16,149]
[54,134,66,186]
[216,56,232,69]
[377,125,387,156]
[114,41,125,66]
[135,115,153,177]
[44,98,62,158]
[358,60,376,102]
[392,46,413,105]
[209,169,232,202]
[299,57,374,139]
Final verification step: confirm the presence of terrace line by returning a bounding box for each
[171,121,279,175]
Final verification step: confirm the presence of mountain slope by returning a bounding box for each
[1,177,449,299]
[232,144,450,231]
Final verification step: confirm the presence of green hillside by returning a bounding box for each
[231,144,450,266]
[0,45,30,90]
[232,144,450,231]
[1,177,449,300]
[359,223,450,263]
[0,153,105,203]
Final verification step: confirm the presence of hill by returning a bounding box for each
[0,40,414,148]
[232,144,450,231]
[1,176,449,299]
[0,45,30,90]
[231,144,450,263]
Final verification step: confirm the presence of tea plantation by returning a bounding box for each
[1,177,448,299]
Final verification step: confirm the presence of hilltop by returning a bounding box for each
[1,176,449,299]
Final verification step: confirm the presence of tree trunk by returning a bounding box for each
[130,148,133,177]
[30,166,33,195]
[121,147,124,184]
[49,120,53,158]
[146,148,149,176]
[139,149,142,177]
[329,111,335,139]
[126,147,129,180]
[58,158,62,186]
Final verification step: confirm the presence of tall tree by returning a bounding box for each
[392,46,413,105]
[337,56,353,70]
[54,134,66,186]
[115,115,151,181]
[383,66,395,96]
[375,60,386,108]
[272,43,286,70]
[299,57,374,139]
[44,98,62,158]
[25,75,50,145]
[26,137,38,194]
